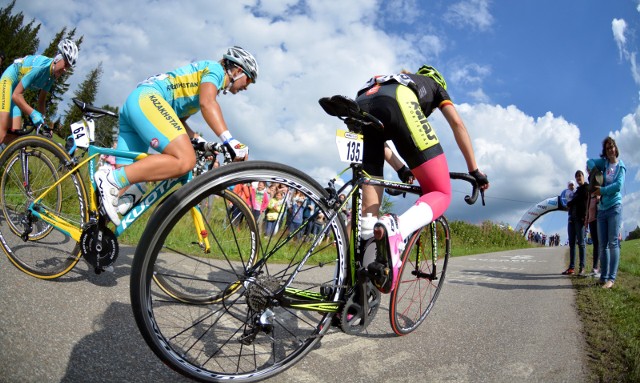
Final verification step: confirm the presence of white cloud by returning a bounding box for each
[444,0,494,31]
[11,0,628,232]
[612,18,627,57]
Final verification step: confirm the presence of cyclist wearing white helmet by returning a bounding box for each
[95,46,258,225]
[0,39,78,144]
[355,65,489,293]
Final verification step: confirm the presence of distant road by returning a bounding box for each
[0,246,588,382]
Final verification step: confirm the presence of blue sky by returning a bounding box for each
[12,0,640,241]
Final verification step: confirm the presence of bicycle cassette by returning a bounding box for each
[80,226,119,270]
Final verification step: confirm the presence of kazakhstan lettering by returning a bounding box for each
[149,94,182,131]
[167,82,198,90]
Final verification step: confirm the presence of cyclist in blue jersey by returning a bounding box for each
[95,46,258,225]
[0,39,78,144]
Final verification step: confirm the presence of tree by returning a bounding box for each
[61,63,119,148]
[0,2,82,125]
[0,0,40,73]
[379,194,394,215]
[626,226,640,241]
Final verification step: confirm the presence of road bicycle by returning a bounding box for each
[0,99,258,293]
[129,94,484,382]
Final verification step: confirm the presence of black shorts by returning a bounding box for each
[355,83,444,177]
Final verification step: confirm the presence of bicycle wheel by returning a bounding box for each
[389,216,450,335]
[131,161,348,382]
[152,189,259,304]
[0,136,89,279]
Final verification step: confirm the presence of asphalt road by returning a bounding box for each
[0,245,589,383]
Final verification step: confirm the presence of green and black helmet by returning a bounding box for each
[416,65,447,90]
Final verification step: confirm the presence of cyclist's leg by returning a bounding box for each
[96,87,194,224]
[396,155,451,236]
[389,85,452,237]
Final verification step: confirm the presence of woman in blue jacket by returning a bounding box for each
[587,137,625,289]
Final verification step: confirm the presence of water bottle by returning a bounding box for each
[361,213,377,240]
[117,183,147,215]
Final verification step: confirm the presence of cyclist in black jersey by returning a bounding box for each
[355,65,489,293]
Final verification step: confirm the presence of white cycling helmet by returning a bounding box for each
[223,46,259,82]
[58,39,78,67]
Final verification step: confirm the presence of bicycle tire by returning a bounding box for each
[1,147,60,240]
[389,216,450,335]
[130,160,348,383]
[0,136,89,279]
[152,189,259,304]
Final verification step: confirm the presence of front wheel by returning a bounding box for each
[389,216,450,335]
[130,161,348,382]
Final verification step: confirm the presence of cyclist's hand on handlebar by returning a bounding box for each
[469,169,489,189]
[224,138,249,161]
[30,110,44,126]
[396,165,414,184]
[191,136,207,151]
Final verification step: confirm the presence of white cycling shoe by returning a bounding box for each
[94,169,121,226]
[370,214,404,293]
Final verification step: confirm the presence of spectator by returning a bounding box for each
[250,181,269,226]
[265,191,285,236]
[587,137,626,289]
[585,168,600,277]
[288,191,306,240]
[563,171,589,275]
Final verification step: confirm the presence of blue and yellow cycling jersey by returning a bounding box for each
[0,55,56,92]
[139,60,226,119]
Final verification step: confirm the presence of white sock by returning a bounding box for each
[398,203,434,239]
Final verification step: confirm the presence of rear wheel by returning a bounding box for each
[389,216,450,335]
[0,136,88,279]
[130,161,348,382]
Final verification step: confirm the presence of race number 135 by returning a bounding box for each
[335,130,363,163]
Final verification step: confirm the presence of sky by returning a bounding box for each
[10,0,640,241]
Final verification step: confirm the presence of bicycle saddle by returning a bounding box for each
[318,95,361,118]
[72,98,118,118]
[319,95,384,130]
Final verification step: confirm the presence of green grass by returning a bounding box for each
[572,239,640,382]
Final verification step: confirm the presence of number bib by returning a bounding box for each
[335,130,363,163]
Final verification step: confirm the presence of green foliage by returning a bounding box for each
[0,0,40,73]
[0,2,83,125]
[59,63,118,147]
[449,220,532,256]
[626,225,640,241]
[379,194,393,215]
[573,239,640,382]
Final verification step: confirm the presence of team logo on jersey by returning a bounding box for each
[150,138,159,148]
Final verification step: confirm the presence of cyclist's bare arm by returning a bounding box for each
[199,82,229,137]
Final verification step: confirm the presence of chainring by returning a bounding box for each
[80,225,119,269]
[340,282,381,335]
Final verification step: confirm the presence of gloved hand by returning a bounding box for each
[224,138,249,161]
[469,169,489,188]
[396,165,414,183]
[30,110,44,126]
[191,136,208,151]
